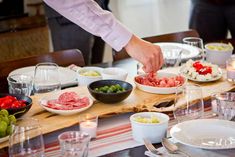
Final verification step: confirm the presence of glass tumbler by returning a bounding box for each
[173,84,204,123]
[182,37,205,61]
[7,74,33,96]
[33,62,61,94]
[58,131,91,157]
[8,118,45,157]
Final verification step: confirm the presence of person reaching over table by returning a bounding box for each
[43,0,164,73]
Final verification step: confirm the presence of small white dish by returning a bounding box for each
[102,67,128,81]
[130,112,169,143]
[39,91,93,116]
[205,43,233,66]
[77,67,103,86]
[134,72,186,94]
[170,119,235,149]
[180,65,223,82]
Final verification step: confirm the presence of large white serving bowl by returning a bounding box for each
[130,112,169,143]
[134,72,186,94]
[102,67,128,81]
[77,67,103,86]
[205,43,233,66]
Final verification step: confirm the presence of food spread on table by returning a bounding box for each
[44,92,90,110]
[0,109,16,138]
[94,84,126,93]
[181,60,222,82]
[134,115,160,124]
[79,70,101,76]
[0,95,26,109]
[135,72,185,88]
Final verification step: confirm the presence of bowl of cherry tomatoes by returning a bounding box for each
[0,94,32,118]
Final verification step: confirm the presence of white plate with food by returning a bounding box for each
[9,66,77,87]
[170,119,235,149]
[155,42,200,60]
[134,72,186,94]
[39,91,93,116]
[180,60,223,82]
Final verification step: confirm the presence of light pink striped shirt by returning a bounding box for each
[43,0,132,51]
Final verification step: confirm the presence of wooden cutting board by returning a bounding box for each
[1,68,234,148]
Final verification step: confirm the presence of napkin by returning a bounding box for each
[144,143,235,157]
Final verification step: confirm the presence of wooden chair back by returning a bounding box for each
[113,29,200,61]
[0,49,85,92]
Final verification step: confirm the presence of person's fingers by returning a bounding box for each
[159,49,164,68]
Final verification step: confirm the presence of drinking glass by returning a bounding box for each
[182,37,205,61]
[7,74,33,96]
[173,84,204,123]
[33,62,61,94]
[58,131,91,157]
[8,118,45,157]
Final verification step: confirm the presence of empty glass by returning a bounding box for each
[33,62,61,94]
[8,118,45,157]
[173,84,204,123]
[183,37,205,61]
[58,131,91,157]
[7,74,33,96]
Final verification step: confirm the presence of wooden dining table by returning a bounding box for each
[0,41,235,156]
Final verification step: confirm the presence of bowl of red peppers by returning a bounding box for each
[0,94,32,118]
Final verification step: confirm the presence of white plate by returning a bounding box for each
[180,65,223,82]
[155,42,200,60]
[170,119,235,149]
[39,91,93,116]
[9,66,77,87]
[134,72,186,94]
[0,136,9,143]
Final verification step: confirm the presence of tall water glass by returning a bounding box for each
[173,84,204,123]
[33,62,61,94]
[183,37,205,61]
[8,118,45,157]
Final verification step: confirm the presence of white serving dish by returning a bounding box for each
[102,67,128,81]
[39,91,93,116]
[130,112,169,143]
[170,119,235,149]
[205,43,233,66]
[134,72,186,94]
[77,67,103,86]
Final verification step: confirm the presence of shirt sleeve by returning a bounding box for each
[43,0,132,51]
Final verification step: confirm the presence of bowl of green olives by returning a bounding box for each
[88,80,133,103]
[0,109,17,142]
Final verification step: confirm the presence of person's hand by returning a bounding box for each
[124,35,164,73]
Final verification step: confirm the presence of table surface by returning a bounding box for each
[1,56,235,157]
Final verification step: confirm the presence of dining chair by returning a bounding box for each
[0,49,85,93]
[112,29,200,61]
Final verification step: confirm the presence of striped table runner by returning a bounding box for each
[44,107,215,157]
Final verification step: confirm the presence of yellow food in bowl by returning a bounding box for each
[134,116,160,124]
[207,43,233,51]
[79,70,101,77]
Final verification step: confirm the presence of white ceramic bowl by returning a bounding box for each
[39,91,93,116]
[134,72,186,94]
[130,112,169,143]
[205,43,233,66]
[77,67,103,86]
[102,67,128,81]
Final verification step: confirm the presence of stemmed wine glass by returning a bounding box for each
[173,84,204,123]
[8,118,45,157]
[33,62,61,94]
[183,37,205,61]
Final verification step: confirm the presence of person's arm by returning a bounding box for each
[43,0,163,72]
